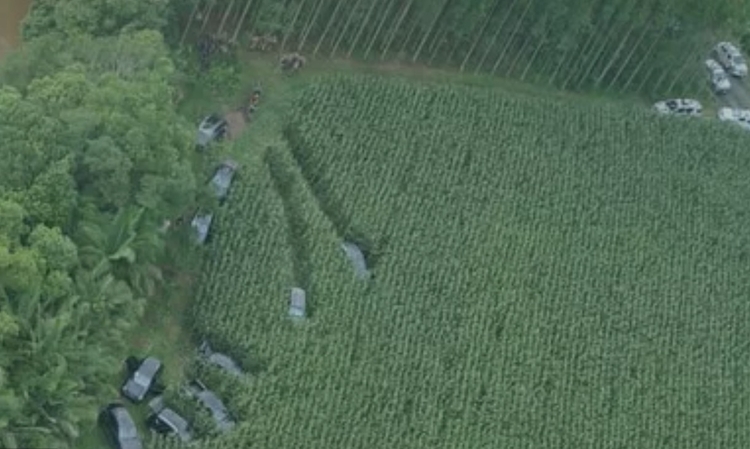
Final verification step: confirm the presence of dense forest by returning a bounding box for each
[0,0,748,448]
[0,4,198,448]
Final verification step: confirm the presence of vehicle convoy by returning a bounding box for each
[705,58,731,93]
[714,42,748,77]
[653,99,702,117]
[99,403,143,449]
[191,160,239,244]
[121,356,163,402]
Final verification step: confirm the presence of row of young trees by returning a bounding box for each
[186,0,749,98]
[1,3,202,447]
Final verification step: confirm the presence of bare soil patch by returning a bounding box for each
[224,110,248,140]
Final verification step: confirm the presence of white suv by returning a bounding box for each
[653,99,702,117]
[705,58,731,93]
[718,107,750,131]
[714,42,748,77]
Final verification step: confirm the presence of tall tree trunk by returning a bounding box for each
[649,55,682,95]
[490,0,534,75]
[445,31,465,66]
[399,10,425,56]
[331,0,363,56]
[590,0,652,88]
[566,0,631,89]
[217,0,236,36]
[412,0,452,62]
[200,0,217,33]
[521,31,548,81]
[664,42,700,95]
[348,0,381,57]
[560,26,598,90]
[548,45,573,85]
[622,26,665,92]
[381,0,413,59]
[363,0,397,59]
[593,22,637,88]
[180,0,203,46]
[428,28,449,65]
[427,11,450,62]
[281,0,307,50]
[606,24,651,90]
[637,65,659,94]
[313,0,346,56]
[298,0,327,51]
[474,0,522,74]
[231,0,254,42]
[460,0,503,72]
[506,30,534,76]
[575,15,623,90]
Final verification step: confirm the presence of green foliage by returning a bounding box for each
[0,200,28,244]
[0,30,176,90]
[188,76,750,448]
[0,25,197,449]
[0,31,197,225]
[203,62,241,96]
[22,0,171,40]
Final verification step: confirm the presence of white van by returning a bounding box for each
[714,42,748,77]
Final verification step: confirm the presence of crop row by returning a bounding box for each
[180,76,750,448]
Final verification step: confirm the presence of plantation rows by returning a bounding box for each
[173,76,750,448]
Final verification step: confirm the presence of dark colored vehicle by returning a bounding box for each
[99,403,143,449]
[196,114,228,149]
[121,356,163,402]
[210,160,239,202]
[146,396,193,443]
[184,380,235,432]
[190,212,213,245]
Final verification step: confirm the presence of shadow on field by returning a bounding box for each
[264,146,314,316]
[283,124,385,271]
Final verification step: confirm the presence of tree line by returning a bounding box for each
[0,3,206,448]
[184,0,749,98]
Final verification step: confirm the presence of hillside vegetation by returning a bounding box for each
[159,75,750,449]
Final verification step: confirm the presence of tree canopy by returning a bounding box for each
[0,26,196,449]
[22,0,172,40]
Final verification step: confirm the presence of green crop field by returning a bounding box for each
[154,75,750,449]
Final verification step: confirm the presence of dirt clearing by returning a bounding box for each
[224,110,248,140]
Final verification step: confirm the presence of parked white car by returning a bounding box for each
[718,107,750,131]
[705,58,731,93]
[653,99,702,117]
[714,42,748,77]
